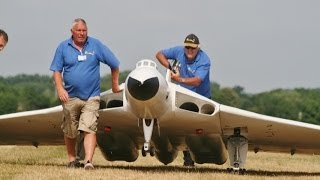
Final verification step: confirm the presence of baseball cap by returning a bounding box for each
[184,34,200,48]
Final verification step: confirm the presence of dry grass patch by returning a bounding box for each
[0,146,319,179]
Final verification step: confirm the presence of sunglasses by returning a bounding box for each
[185,46,197,50]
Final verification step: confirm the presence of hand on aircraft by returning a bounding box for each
[112,84,123,93]
[170,68,181,82]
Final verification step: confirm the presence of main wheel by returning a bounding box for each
[142,148,147,157]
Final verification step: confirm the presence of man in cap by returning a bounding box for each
[0,29,9,52]
[155,33,212,166]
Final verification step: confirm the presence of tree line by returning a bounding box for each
[1,73,320,125]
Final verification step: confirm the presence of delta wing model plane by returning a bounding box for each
[1,59,320,174]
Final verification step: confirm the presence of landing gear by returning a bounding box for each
[141,145,155,157]
[227,167,246,175]
[141,118,156,157]
[142,148,147,157]
[227,127,248,174]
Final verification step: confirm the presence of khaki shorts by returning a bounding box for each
[61,96,100,138]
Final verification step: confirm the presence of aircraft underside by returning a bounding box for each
[94,122,250,174]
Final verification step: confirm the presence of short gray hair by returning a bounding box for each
[71,18,87,29]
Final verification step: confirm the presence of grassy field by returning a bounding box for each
[0,146,320,180]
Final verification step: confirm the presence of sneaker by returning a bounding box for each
[67,160,82,168]
[84,161,94,170]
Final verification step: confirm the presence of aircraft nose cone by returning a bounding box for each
[127,77,159,101]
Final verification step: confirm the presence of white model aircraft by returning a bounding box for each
[0,59,320,173]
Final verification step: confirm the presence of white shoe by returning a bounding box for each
[84,161,94,170]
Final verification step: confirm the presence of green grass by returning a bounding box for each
[0,146,320,180]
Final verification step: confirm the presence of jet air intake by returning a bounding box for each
[127,77,159,101]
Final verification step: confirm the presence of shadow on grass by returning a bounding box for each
[1,160,320,177]
[95,164,320,177]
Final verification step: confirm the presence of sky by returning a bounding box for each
[0,0,319,93]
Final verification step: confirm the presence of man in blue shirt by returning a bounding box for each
[50,18,121,170]
[156,33,212,166]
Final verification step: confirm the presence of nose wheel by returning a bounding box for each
[141,118,156,157]
[227,167,246,175]
[142,145,155,157]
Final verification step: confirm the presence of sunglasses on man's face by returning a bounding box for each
[185,46,197,50]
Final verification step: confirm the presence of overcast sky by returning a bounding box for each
[1,0,319,93]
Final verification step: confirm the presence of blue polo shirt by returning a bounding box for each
[50,36,120,100]
[161,46,211,98]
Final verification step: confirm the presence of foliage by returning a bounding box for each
[100,71,130,91]
[0,74,59,114]
[0,73,320,125]
[212,85,320,125]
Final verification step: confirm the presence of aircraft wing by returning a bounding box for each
[0,106,64,145]
[1,59,319,172]
[150,84,320,155]
[0,88,127,146]
[219,104,320,154]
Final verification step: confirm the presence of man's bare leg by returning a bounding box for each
[84,132,96,162]
[64,135,76,162]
